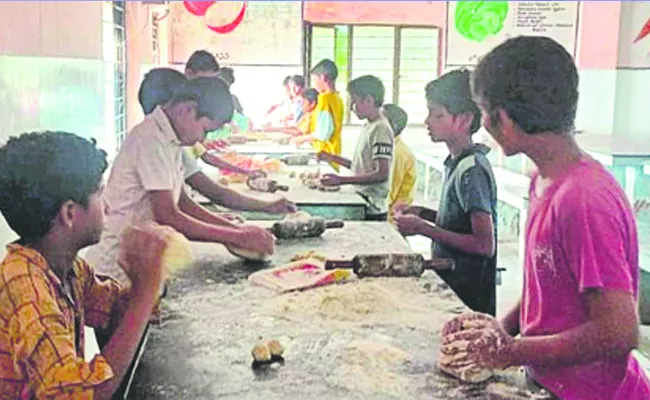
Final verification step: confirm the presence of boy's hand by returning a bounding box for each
[219,213,246,224]
[442,314,515,370]
[468,325,515,370]
[320,174,343,187]
[393,202,422,217]
[232,225,275,255]
[248,170,267,179]
[117,225,166,296]
[264,198,297,214]
[393,213,428,236]
[289,137,302,147]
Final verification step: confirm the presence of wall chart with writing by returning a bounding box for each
[446,1,579,67]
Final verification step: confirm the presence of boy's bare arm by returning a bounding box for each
[201,152,255,176]
[148,190,243,244]
[336,158,391,185]
[500,299,521,336]
[506,290,638,368]
[94,287,158,399]
[400,205,437,222]
[419,212,495,257]
[186,171,288,213]
[177,188,238,227]
[317,152,352,169]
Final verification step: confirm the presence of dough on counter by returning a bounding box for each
[443,312,495,336]
[290,250,327,262]
[251,344,271,362]
[160,229,195,274]
[438,312,498,383]
[284,211,311,221]
[318,184,340,192]
[267,340,284,357]
[227,245,269,262]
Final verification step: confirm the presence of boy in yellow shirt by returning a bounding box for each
[381,104,416,222]
[265,88,318,136]
[291,59,344,170]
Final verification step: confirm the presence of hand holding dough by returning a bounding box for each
[120,222,195,277]
[438,312,502,383]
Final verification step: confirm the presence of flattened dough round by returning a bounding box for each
[227,245,269,262]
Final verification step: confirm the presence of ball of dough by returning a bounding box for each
[227,245,269,262]
[284,211,311,221]
[160,229,195,274]
[251,344,271,362]
[123,223,195,275]
[267,340,284,357]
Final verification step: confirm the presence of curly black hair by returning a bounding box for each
[0,131,108,240]
[472,36,579,134]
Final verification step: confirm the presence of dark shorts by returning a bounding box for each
[437,265,496,316]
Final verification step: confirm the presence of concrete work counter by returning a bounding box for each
[129,222,552,400]
[230,143,315,158]
[195,164,367,221]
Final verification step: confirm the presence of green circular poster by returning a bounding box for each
[455,1,509,42]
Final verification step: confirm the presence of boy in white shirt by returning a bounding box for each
[85,77,274,285]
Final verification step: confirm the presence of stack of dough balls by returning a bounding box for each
[438,312,498,383]
[251,339,285,363]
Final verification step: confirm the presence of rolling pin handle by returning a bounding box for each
[324,260,354,270]
[424,258,455,272]
[325,220,345,229]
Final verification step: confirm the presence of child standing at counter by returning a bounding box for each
[265,88,318,137]
[381,104,416,223]
[291,59,344,170]
[318,75,394,221]
[85,77,275,286]
[394,70,497,316]
[460,36,650,399]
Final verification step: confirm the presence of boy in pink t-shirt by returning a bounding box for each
[466,36,650,399]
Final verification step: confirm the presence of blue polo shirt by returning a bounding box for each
[432,143,498,315]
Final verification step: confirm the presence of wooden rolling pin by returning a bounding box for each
[247,176,289,193]
[324,253,455,278]
[269,218,344,239]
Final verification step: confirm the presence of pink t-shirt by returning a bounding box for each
[521,157,650,399]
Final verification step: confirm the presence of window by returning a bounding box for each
[102,1,127,152]
[307,24,440,125]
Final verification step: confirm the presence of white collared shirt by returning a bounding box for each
[85,106,185,284]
